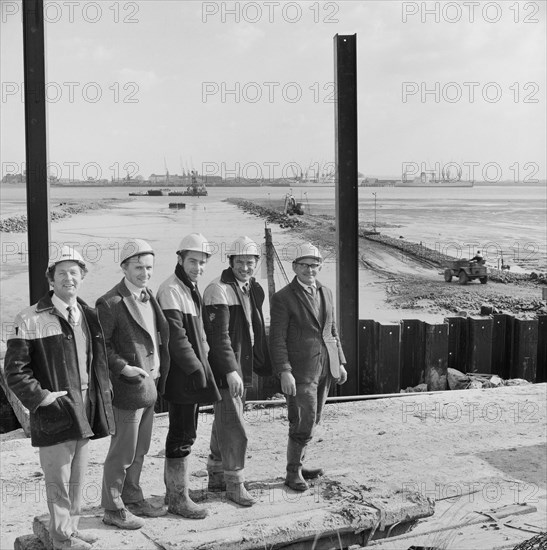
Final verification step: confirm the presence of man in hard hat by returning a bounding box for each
[97,239,170,529]
[4,245,114,550]
[270,243,347,492]
[203,235,271,507]
[157,233,221,519]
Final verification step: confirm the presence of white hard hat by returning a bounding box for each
[227,236,260,258]
[47,245,86,270]
[120,239,155,265]
[177,233,212,256]
[294,243,323,263]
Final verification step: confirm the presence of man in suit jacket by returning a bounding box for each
[270,243,347,492]
[97,239,170,529]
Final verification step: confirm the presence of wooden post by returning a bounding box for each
[264,226,276,301]
[359,320,376,394]
[334,34,359,396]
[467,317,493,373]
[400,319,425,389]
[425,323,448,391]
[536,315,547,383]
[23,0,50,304]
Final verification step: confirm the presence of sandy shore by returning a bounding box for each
[227,197,547,321]
[0,384,545,549]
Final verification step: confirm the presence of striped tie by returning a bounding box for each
[67,306,76,326]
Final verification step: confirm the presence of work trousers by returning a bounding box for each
[165,402,200,458]
[208,389,248,483]
[39,438,89,545]
[286,352,332,447]
[101,404,154,510]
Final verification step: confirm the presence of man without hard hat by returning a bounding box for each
[270,243,347,492]
[156,233,221,519]
[96,239,170,529]
[4,245,114,550]
[202,236,271,507]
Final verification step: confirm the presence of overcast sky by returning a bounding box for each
[1,0,545,181]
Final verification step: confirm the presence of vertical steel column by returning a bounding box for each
[334,34,358,395]
[23,0,50,304]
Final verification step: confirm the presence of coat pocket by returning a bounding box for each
[38,397,73,435]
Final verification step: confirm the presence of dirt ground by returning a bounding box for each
[0,385,545,550]
[231,198,546,321]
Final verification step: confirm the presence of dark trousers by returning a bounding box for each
[287,352,332,447]
[165,402,200,458]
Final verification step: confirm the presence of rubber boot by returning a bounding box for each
[165,457,208,519]
[285,439,309,492]
[301,448,324,480]
[226,480,256,507]
[207,471,226,493]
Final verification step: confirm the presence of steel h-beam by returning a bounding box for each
[23,0,50,304]
[334,34,359,395]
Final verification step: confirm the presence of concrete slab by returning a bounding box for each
[26,480,433,550]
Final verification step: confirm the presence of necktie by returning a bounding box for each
[140,290,150,303]
[308,286,315,296]
[67,306,76,326]
[242,282,249,295]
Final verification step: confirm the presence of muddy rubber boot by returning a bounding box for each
[226,481,256,507]
[165,457,208,519]
[301,448,324,480]
[207,471,226,493]
[285,440,309,492]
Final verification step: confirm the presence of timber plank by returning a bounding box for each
[31,479,433,550]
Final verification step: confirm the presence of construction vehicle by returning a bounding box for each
[283,193,305,215]
[443,259,488,285]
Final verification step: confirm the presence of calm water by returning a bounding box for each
[1,183,546,270]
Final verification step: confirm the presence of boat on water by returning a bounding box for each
[170,171,208,196]
[128,188,171,196]
[147,188,171,196]
[396,167,473,188]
